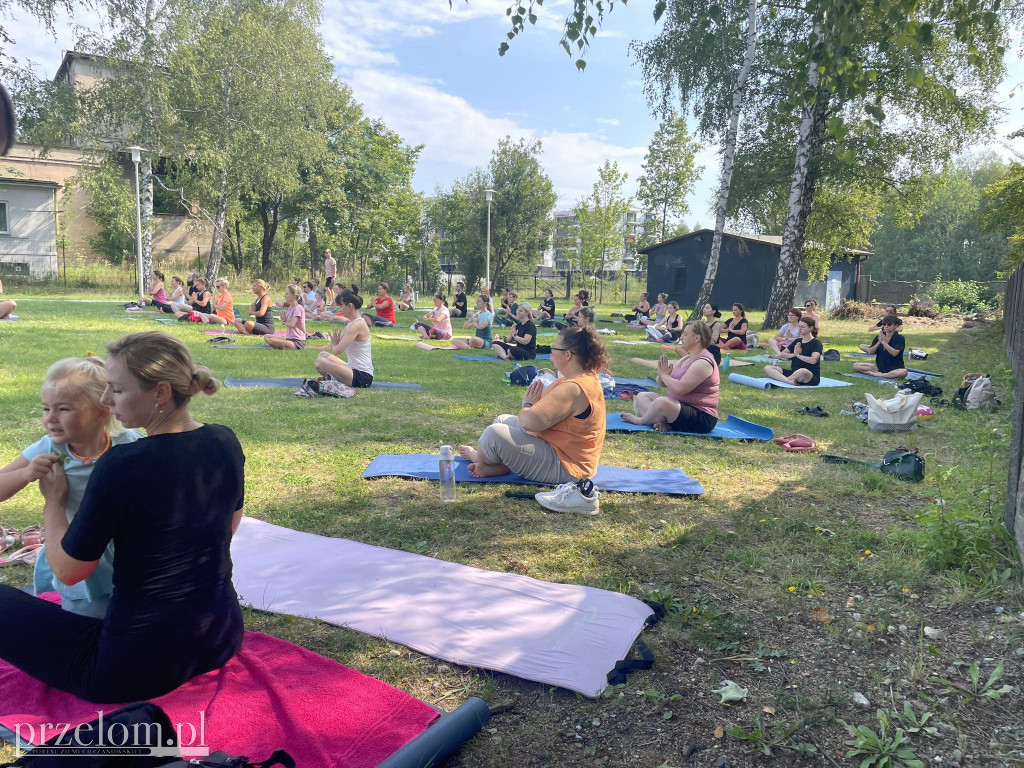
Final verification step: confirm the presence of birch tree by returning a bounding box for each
[635,113,702,245]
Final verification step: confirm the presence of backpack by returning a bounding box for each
[903,378,942,398]
[964,375,996,410]
[822,349,840,361]
[509,364,539,386]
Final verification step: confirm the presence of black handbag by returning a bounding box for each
[160,751,294,768]
[823,449,925,482]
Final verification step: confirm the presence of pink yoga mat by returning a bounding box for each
[0,598,439,767]
[205,329,287,337]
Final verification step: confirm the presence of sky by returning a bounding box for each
[4,0,1024,229]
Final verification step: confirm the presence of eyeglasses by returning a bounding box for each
[551,346,568,352]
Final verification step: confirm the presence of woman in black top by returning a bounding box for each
[720,302,749,350]
[233,278,275,336]
[763,317,823,386]
[174,277,212,320]
[451,282,468,318]
[0,331,245,703]
[532,289,557,323]
[494,303,538,361]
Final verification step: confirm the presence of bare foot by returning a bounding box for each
[620,413,642,425]
[467,461,510,478]
[457,444,481,462]
[652,421,670,432]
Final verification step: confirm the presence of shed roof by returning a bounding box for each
[638,228,872,259]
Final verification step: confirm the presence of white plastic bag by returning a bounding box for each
[965,376,996,409]
[865,391,924,432]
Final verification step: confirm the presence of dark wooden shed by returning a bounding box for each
[638,229,871,311]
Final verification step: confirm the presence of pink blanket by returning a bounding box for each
[0,605,438,767]
[205,330,286,336]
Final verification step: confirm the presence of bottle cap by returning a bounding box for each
[439,444,454,460]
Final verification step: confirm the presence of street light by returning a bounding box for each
[128,146,144,300]
[485,188,495,291]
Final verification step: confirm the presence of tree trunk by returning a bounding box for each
[235,218,244,271]
[206,169,228,283]
[689,0,758,321]
[307,217,319,278]
[257,196,282,274]
[762,24,829,329]
[140,156,155,287]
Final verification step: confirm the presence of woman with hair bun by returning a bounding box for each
[0,330,246,703]
[314,285,375,388]
[458,325,608,515]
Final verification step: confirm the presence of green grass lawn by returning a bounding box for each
[1,300,1021,767]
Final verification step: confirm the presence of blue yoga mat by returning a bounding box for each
[362,454,704,496]
[222,375,425,391]
[727,373,852,390]
[605,413,773,441]
[615,377,659,387]
[454,354,552,362]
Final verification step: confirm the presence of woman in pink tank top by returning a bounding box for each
[621,321,719,434]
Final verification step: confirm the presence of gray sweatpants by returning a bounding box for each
[478,414,574,485]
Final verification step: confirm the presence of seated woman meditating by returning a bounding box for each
[397,283,416,311]
[853,316,908,379]
[458,326,608,515]
[763,316,823,385]
[762,308,802,355]
[362,282,396,327]
[557,290,589,329]
[175,277,212,320]
[626,293,651,323]
[623,321,719,433]
[199,277,234,325]
[168,276,189,315]
[641,293,668,327]
[493,303,537,361]
[265,284,306,350]
[701,303,724,365]
[414,292,453,339]
[533,289,557,323]
[645,301,684,342]
[0,331,244,703]
[719,302,749,349]
[802,299,820,326]
[451,295,493,350]
[233,279,274,336]
[314,286,374,388]
[139,270,169,312]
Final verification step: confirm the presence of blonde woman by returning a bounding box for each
[200,278,234,325]
[398,283,416,311]
[0,331,245,702]
[233,279,275,336]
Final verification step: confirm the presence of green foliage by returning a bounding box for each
[927,277,996,313]
[74,157,147,265]
[729,713,808,756]
[569,160,633,295]
[843,711,924,768]
[1,60,79,148]
[897,435,1015,575]
[931,661,1013,701]
[636,113,703,243]
[980,159,1024,275]
[889,703,937,736]
[871,155,1012,282]
[428,168,490,294]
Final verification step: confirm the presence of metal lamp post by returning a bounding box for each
[485,188,495,291]
[128,146,144,299]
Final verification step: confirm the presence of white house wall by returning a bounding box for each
[0,183,57,278]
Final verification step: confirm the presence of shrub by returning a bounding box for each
[928,278,996,314]
[907,297,940,318]
[828,299,874,320]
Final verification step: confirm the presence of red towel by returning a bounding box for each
[0,598,438,767]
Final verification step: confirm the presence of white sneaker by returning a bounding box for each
[535,481,600,515]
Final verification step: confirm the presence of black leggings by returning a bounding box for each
[155,301,173,313]
[493,341,534,360]
[0,584,241,703]
[251,322,275,335]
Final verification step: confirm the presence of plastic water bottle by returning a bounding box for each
[723,353,731,372]
[439,444,456,503]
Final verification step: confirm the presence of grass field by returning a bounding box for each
[1,298,1021,767]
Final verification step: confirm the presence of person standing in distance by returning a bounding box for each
[324,249,337,290]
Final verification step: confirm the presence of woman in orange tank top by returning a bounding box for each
[458,327,608,510]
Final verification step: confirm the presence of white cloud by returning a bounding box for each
[346,68,647,203]
[597,117,621,126]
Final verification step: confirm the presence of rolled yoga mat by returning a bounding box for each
[223,375,425,391]
[230,517,658,697]
[454,354,551,361]
[362,453,704,495]
[605,413,774,441]
[727,373,852,390]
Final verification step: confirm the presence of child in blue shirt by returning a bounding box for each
[0,357,142,618]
